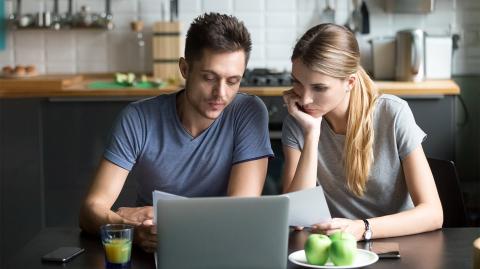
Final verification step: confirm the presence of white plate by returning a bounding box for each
[288,249,379,269]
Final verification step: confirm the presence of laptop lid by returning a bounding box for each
[156,196,289,269]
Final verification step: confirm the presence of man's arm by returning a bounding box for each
[227,158,269,196]
[79,158,135,233]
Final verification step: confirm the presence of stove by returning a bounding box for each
[241,68,292,87]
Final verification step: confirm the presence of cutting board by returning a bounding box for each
[88,81,158,89]
[0,75,83,90]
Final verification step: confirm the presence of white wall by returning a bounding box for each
[0,0,478,75]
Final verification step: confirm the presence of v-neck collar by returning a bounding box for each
[171,90,223,143]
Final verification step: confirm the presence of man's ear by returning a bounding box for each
[179,57,189,79]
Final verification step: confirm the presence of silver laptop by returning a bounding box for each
[156,196,289,269]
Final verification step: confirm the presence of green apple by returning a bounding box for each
[329,231,357,266]
[304,234,331,265]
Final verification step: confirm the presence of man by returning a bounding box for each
[79,13,273,253]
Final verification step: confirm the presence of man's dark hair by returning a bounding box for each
[185,13,252,65]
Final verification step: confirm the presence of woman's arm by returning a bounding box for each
[282,132,320,193]
[316,145,443,240]
[367,145,443,238]
[282,89,323,193]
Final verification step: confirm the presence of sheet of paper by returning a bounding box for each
[282,186,332,227]
[152,190,186,223]
[153,190,186,268]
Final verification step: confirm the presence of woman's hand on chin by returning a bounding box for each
[283,89,323,136]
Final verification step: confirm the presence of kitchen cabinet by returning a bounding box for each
[0,99,44,267]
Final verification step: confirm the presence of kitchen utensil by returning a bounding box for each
[395,29,425,82]
[425,35,452,79]
[371,37,395,80]
[170,0,178,22]
[0,0,5,50]
[320,0,335,23]
[153,21,182,82]
[346,0,361,32]
[360,0,370,34]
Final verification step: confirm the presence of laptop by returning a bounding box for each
[156,196,290,269]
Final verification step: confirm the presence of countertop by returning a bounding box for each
[0,75,461,98]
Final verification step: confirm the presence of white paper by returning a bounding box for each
[281,186,332,227]
[152,186,331,228]
[152,190,186,224]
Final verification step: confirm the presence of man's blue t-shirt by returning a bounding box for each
[104,90,274,205]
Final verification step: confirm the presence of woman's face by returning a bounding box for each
[290,58,353,118]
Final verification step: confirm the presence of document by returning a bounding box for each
[282,186,332,227]
[152,190,186,223]
[152,186,331,227]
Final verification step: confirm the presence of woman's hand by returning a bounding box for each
[313,218,365,241]
[283,89,323,136]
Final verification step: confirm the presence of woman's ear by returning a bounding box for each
[346,74,356,91]
[179,57,189,79]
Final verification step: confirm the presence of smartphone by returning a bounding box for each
[41,247,85,263]
[371,242,401,259]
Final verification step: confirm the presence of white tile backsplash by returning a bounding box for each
[45,31,75,62]
[111,0,138,14]
[3,0,480,75]
[14,31,45,63]
[76,31,108,63]
[235,13,265,28]
[266,0,295,12]
[266,28,296,45]
[77,61,109,73]
[46,62,76,74]
[234,0,264,12]
[202,0,232,14]
[266,13,296,27]
[139,0,163,16]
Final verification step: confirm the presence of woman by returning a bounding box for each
[282,23,443,240]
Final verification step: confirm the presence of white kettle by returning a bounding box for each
[395,29,425,82]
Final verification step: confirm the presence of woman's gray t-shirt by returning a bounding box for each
[282,94,426,219]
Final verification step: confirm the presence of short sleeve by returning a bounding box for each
[104,104,146,170]
[281,114,304,151]
[232,96,274,164]
[395,102,426,159]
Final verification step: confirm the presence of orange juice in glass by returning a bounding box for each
[101,224,134,268]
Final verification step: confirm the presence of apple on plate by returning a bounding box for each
[329,231,357,266]
[304,234,331,265]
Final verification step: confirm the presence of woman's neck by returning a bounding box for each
[324,93,350,135]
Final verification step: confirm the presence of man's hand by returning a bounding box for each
[116,206,154,223]
[134,219,157,253]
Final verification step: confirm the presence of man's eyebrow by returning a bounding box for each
[200,70,242,79]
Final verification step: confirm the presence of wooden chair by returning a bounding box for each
[427,157,468,227]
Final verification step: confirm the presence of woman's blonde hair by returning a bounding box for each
[292,23,378,196]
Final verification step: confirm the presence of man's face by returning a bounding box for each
[181,49,246,120]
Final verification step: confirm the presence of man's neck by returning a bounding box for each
[176,91,214,138]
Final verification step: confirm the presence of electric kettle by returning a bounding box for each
[395,29,425,82]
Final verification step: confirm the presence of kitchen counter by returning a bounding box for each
[0,76,460,98]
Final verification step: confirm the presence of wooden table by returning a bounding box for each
[6,227,480,269]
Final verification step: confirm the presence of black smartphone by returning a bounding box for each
[371,242,401,259]
[41,247,85,263]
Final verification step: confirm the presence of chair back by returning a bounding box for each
[427,157,468,227]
